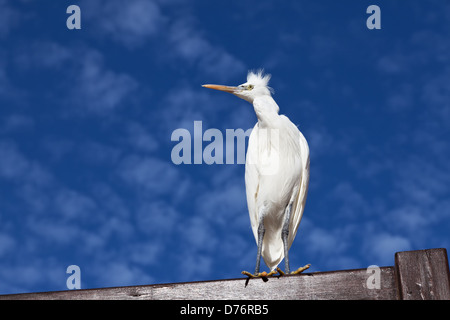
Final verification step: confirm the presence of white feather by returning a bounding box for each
[245,115,309,270]
[203,70,310,272]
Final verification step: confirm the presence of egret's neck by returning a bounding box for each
[253,96,280,128]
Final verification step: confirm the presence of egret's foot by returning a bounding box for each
[241,270,278,279]
[276,264,311,276]
[292,264,311,274]
[276,267,285,276]
[242,270,279,287]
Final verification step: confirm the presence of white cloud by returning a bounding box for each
[181,216,218,251]
[98,215,135,240]
[117,155,181,197]
[386,206,430,234]
[297,218,360,271]
[0,140,31,180]
[0,0,20,39]
[1,114,34,133]
[129,242,161,266]
[309,35,339,65]
[93,261,153,287]
[124,121,159,153]
[167,18,245,80]
[377,54,407,74]
[0,234,15,257]
[0,260,64,294]
[394,155,449,204]
[422,68,450,121]
[83,0,244,79]
[307,126,335,157]
[53,189,98,221]
[157,85,218,137]
[136,201,179,237]
[177,252,213,280]
[69,50,138,115]
[0,68,16,100]
[26,217,84,245]
[378,27,450,122]
[0,141,55,209]
[387,83,414,112]
[13,41,139,116]
[82,0,166,48]
[365,233,411,266]
[14,41,71,70]
[91,183,130,218]
[306,226,341,254]
[329,181,371,219]
[196,182,247,227]
[158,164,253,278]
[78,141,122,167]
[0,139,141,288]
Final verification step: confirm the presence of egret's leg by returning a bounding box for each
[279,203,310,276]
[281,204,292,274]
[242,214,278,279]
[254,216,265,275]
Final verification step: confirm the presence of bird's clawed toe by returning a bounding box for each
[242,264,310,287]
[276,264,311,276]
[276,267,285,276]
[241,270,278,281]
[291,264,311,274]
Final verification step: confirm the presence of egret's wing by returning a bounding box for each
[287,131,310,248]
[245,123,260,243]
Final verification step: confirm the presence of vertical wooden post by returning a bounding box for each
[395,248,450,300]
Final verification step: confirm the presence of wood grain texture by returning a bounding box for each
[0,267,397,300]
[1,248,448,300]
[395,248,450,300]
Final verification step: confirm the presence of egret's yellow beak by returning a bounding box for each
[202,84,237,94]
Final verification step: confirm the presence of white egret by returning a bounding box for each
[203,70,310,278]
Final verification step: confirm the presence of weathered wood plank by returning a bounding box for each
[395,248,450,300]
[0,267,397,300]
[2,248,449,300]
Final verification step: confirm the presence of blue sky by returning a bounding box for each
[1,0,449,294]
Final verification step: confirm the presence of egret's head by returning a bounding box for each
[202,70,273,103]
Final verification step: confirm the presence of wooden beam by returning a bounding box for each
[1,248,449,300]
[395,248,450,300]
[1,267,397,300]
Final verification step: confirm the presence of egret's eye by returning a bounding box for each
[247,84,254,90]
